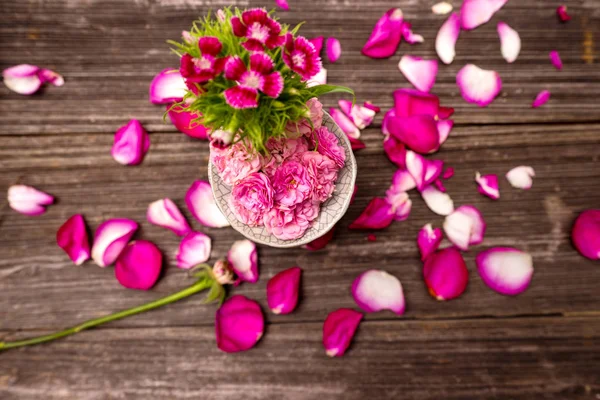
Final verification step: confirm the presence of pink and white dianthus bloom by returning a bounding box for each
[224,53,284,109]
[302,151,338,202]
[282,33,322,80]
[210,139,262,185]
[231,8,286,51]
[229,172,274,226]
[263,200,320,240]
[272,160,313,208]
[310,126,346,169]
[285,97,324,138]
[180,37,227,83]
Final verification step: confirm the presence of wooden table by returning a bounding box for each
[1,0,599,398]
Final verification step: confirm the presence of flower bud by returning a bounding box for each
[212,259,235,285]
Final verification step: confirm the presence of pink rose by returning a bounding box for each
[263,200,320,240]
[229,172,274,226]
[302,151,338,202]
[272,160,313,208]
[266,136,310,164]
[284,98,324,138]
[211,139,262,185]
[309,126,346,169]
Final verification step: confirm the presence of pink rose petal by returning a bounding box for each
[532,90,551,108]
[571,210,600,260]
[326,37,341,63]
[417,223,443,261]
[421,185,454,216]
[176,231,212,269]
[385,187,412,221]
[309,36,324,55]
[38,68,64,87]
[506,166,535,189]
[363,101,381,113]
[432,2,453,15]
[398,56,438,93]
[391,169,417,192]
[456,64,502,107]
[362,8,404,59]
[460,0,508,30]
[442,166,455,179]
[147,198,191,236]
[2,64,42,95]
[443,205,486,251]
[185,180,230,228]
[475,172,500,200]
[387,114,440,154]
[56,214,91,266]
[383,135,407,168]
[436,13,461,64]
[437,119,454,146]
[275,0,289,11]
[115,240,163,290]
[149,68,187,104]
[405,150,443,190]
[216,295,264,353]
[556,5,571,22]
[111,119,150,166]
[91,219,138,267]
[497,22,521,63]
[549,51,563,70]
[423,247,469,301]
[304,228,335,251]
[167,104,209,140]
[401,22,424,44]
[349,136,366,151]
[7,184,54,216]
[338,100,376,129]
[329,107,361,139]
[228,239,259,284]
[352,270,405,315]
[323,308,363,357]
[267,266,302,314]
[476,247,534,295]
[349,197,395,230]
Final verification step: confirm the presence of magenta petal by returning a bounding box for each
[91,219,138,267]
[385,187,412,221]
[228,239,259,283]
[352,270,405,315]
[401,22,424,44]
[417,223,443,261]
[2,64,42,95]
[263,71,284,98]
[532,90,551,108]
[436,13,460,64]
[443,205,486,251]
[476,247,534,295]
[275,0,289,10]
[304,227,335,251]
[267,266,302,314]
[383,135,407,168]
[349,197,394,230]
[167,104,209,140]
[556,5,571,22]
[323,308,363,357]
[38,68,64,87]
[391,169,417,192]
[423,247,469,301]
[7,184,54,216]
[224,86,259,109]
[421,185,454,216]
[549,51,563,70]
[460,0,508,30]
[224,56,247,80]
[497,22,521,63]
[349,136,366,151]
[329,107,360,139]
[405,150,443,190]
[398,55,438,93]
[393,88,440,118]
[388,114,440,154]
[56,214,91,265]
[216,295,264,353]
[147,198,191,236]
[149,68,187,104]
[437,119,454,146]
[506,166,535,189]
[475,172,500,200]
[185,180,230,228]
[442,166,455,179]
[111,119,150,166]
[362,8,404,59]
[115,240,163,290]
[571,210,600,260]
[338,100,376,129]
[309,36,324,55]
[456,64,502,107]
[176,231,212,269]
[326,37,341,63]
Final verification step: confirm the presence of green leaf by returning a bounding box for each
[308,84,355,100]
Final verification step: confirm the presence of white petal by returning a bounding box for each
[497,22,521,63]
[436,13,461,65]
[421,185,454,216]
[456,64,502,107]
[506,166,535,189]
[398,55,438,93]
[432,2,453,15]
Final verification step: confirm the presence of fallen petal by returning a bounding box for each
[7,184,54,216]
[352,270,405,315]
[149,68,187,104]
[147,198,191,236]
[434,179,447,192]
[393,88,441,118]
[176,231,212,269]
[111,119,150,166]
[338,100,376,129]
[267,266,302,314]
[349,197,395,230]
[91,219,139,267]
[38,69,64,87]
[56,214,91,265]
[461,0,508,30]
[2,64,42,95]
[421,185,454,216]
[115,240,163,290]
[309,36,325,55]
[401,22,424,44]
[549,51,563,70]
[306,67,327,87]
[326,37,341,63]
[391,169,417,192]
[385,187,412,221]
[532,90,551,108]
[362,8,404,59]
[443,205,486,250]
[476,247,534,295]
[497,22,521,63]
[442,166,455,179]
[571,210,600,260]
[556,5,571,22]
[275,0,289,11]
[398,55,438,93]
[383,135,407,168]
[417,223,443,261]
[323,308,363,357]
[475,172,500,200]
[405,150,443,190]
[228,239,259,283]
[349,136,366,151]
[216,295,264,353]
[432,1,453,15]
[423,247,469,300]
[388,114,440,154]
[456,64,502,107]
[304,228,335,251]
[506,166,535,189]
[185,180,230,228]
[329,107,361,139]
[436,13,461,64]
[367,234,377,242]
[167,104,209,140]
[437,119,454,146]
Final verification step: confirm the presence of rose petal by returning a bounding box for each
[351,270,405,315]
[391,169,417,192]
[349,197,395,230]
[435,13,461,64]
[549,51,563,70]
[442,166,455,179]
[475,172,500,200]
[149,68,187,104]
[267,266,302,314]
[363,101,381,113]
[401,22,424,44]
[329,107,361,139]
[323,308,363,357]
[443,205,486,251]
[362,8,404,59]
[304,227,336,251]
[506,166,535,189]
[571,209,600,260]
[176,231,212,269]
[147,198,191,236]
[383,135,407,168]
[434,179,447,192]
[7,184,54,216]
[387,114,440,154]
[497,22,521,63]
[398,56,438,93]
[423,247,469,301]
[56,214,91,266]
[228,239,259,284]
[476,247,534,295]
[417,223,443,261]
[38,68,64,87]
[275,0,289,11]
[532,90,551,108]
[367,234,377,242]
[456,64,502,107]
[556,5,571,22]
[185,180,230,228]
[421,185,454,216]
[437,119,454,146]
[111,119,150,166]
[167,104,209,140]
[2,64,42,95]
[393,88,441,118]
[216,295,264,353]
[306,67,327,87]
[309,36,324,55]
[385,187,412,221]
[460,0,508,30]
[432,2,453,15]
[405,150,443,190]
[338,100,376,129]
[326,37,341,63]
[115,240,163,290]
[91,219,139,267]
[349,136,366,151]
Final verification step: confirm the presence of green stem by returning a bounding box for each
[0,279,212,351]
